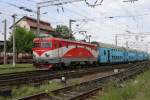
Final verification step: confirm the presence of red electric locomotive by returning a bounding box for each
[32,37,98,70]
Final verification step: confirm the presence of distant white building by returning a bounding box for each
[10,16,58,37]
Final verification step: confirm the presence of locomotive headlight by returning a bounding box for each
[33,54,36,58]
[45,53,50,57]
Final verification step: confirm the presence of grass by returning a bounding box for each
[96,69,150,100]
[0,76,81,100]
[0,81,63,100]
[0,64,35,74]
[0,64,63,100]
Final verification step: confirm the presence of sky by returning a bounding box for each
[0,0,150,52]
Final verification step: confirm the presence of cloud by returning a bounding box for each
[0,0,150,51]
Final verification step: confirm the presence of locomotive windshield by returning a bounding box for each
[33,42,52,48]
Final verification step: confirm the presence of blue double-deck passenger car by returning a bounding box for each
[96,42,149,64]
[98,43,125,64]
[126,49,137,62]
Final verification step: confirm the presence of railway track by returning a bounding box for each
[0,59,33,64]
[18,61,149,100]
[0,62,138,91]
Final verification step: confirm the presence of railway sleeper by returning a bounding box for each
[51,94,74,100]
[68,69,145,100]
[65,91,81,96]
[50,95,63,100]
[68,87,102,100]
[51,90,84,100]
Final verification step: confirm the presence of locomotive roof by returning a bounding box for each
[33,37,96,46]
[33,37,147,53]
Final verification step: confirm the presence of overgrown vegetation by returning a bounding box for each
[7,27,36,53]
[13,81,62,99]
[97,69,150,100]
[0,81,62,100]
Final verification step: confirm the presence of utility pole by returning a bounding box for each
[115,35,118,46]
[126,41,129,48]
[69,19,76,39]
[88,35,91,43]
[37,0,85,38]
[37,7,40,36]
[12,14,17,67]
[2,19,7,65]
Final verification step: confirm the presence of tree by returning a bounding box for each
[7,27,36,53]
[55,25,75,40]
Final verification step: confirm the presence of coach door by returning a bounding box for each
[107,50,110,63]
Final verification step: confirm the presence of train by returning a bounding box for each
[32,37,149,70]
[0,53,33,64]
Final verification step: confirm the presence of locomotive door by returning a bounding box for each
[55,42,59,58]
[57,42,63,58]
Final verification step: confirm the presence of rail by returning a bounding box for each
[0,64,129,91]
[18,61,149,100]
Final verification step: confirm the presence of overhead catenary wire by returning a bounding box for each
[36,0,98,35]
[3,2,36,13]
[84,0,104,7]
[37,0,105,8]
[115,0,138,22]
[0,0,145,25]
[0,0,148,34]
[58,6,88,18]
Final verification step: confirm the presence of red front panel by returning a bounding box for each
[63,47,94,58]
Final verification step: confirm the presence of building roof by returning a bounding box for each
[10,16,54,32]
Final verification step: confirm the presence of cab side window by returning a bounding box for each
[54,42,59,48]
[76,44,78,48]
[66,43,68,48]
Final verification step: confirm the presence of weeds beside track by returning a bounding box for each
[0,63,131,91]
[18,61,149,100]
